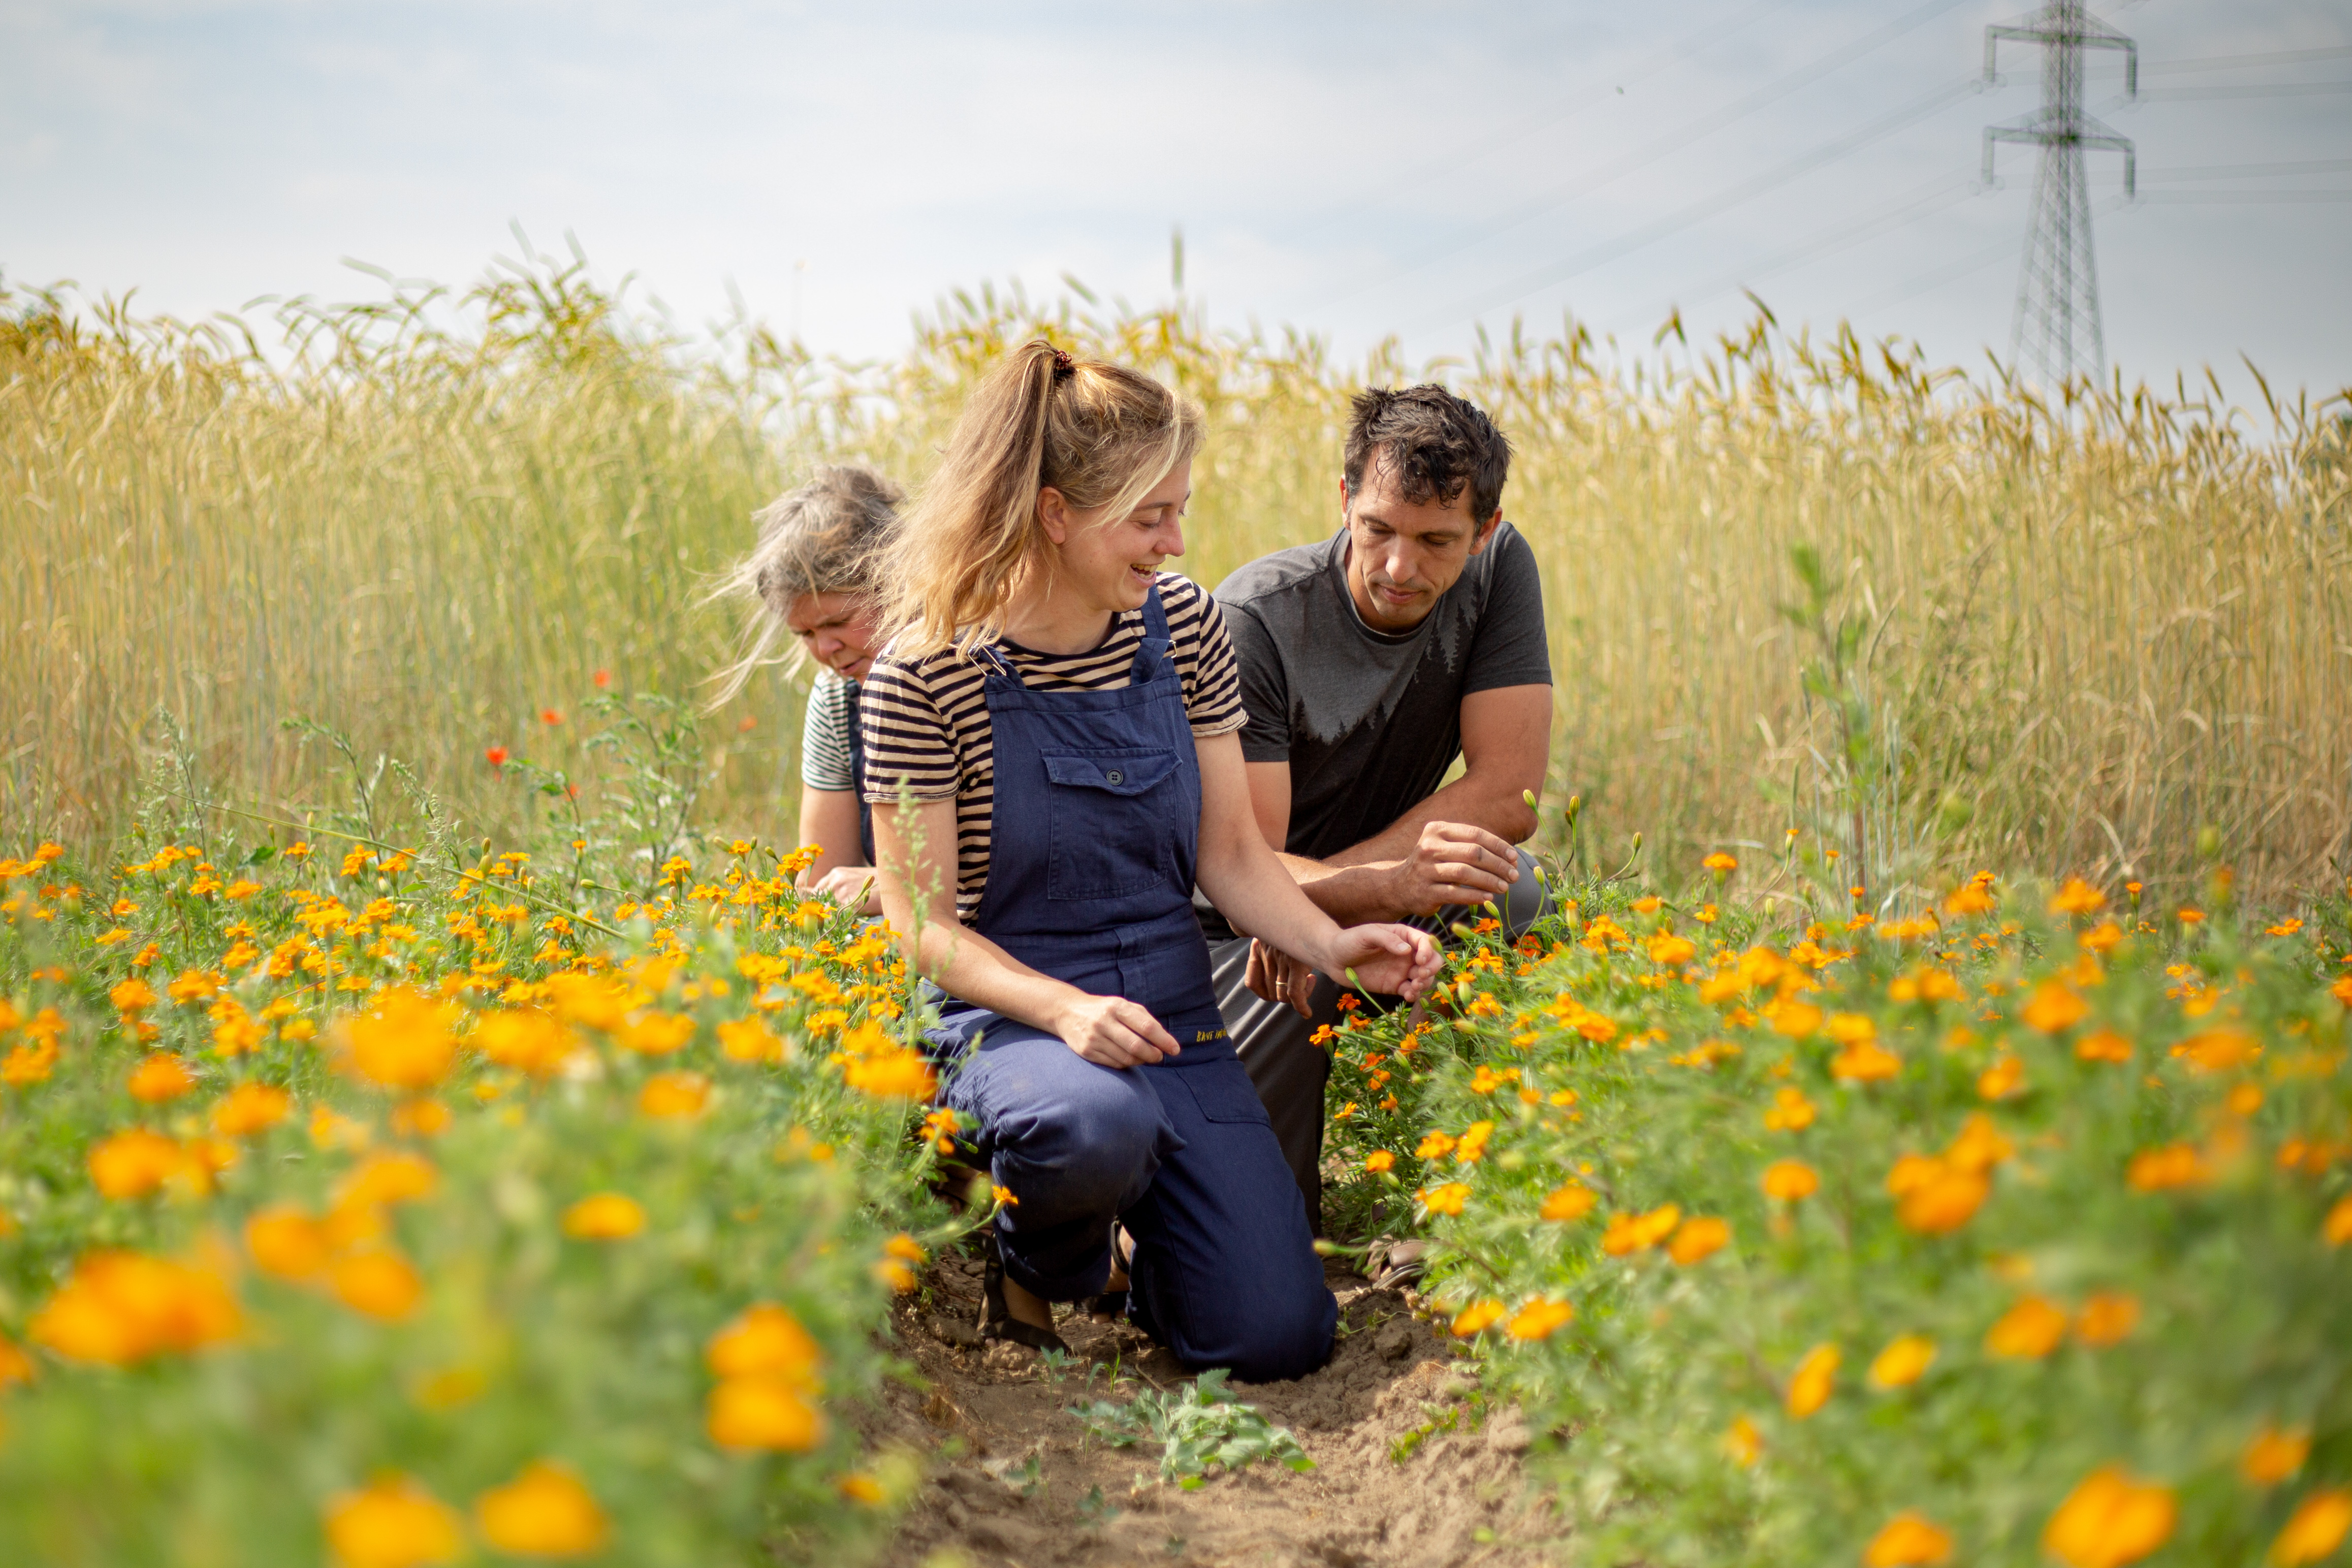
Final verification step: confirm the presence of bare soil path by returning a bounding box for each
[860,1256,1560,1568]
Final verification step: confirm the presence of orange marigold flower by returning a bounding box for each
[707,1303,823,1386]
[1505,1298,1574,1340]
[1785,1343,1839,1418]
[717,1017,784,1063]
[1832,1037,1903,1083]
[28,1250,242,1365]
[2126,1143,2207,1193]
[2022,979,2090,1034]
[639,1071,712,1119]
[2273,1490,2352,1566]
[1722,1414,1763,1467]
[562,1193,647,1240]
[1868,1334,1936,1389]
[1449,1299,1505,1337]
[2075,1292,2140,1348]
[128,1052,198,1103]
[245,1207,331,1281]
[335,986,459,1092]
[111,977,158,1013]
[325,1475,465,1568]
[2076,1029,2133,1064]
[338,1150,437,1210]
[1977,1054,2024,1100]
[89,1129,187,1199]
[843,1043,938,1101]
[1761,1159,1819,1201]
[1416,1131,1457,1161]
[837,1472,886,1505]
[1601,1203,1682,1256]
[1363,1150,1396,1174]
[212,1081,291,1136]
[1420,1182,1472,1217]
[1865,1511,1955,1567]
[474,1460,608,1558]
[1893,1161,1989,1235]
[1764,1086,1817,1132]
[2323,1195,2352,1247]
[1539,1182,1597,1222]
[1945,1112,2015,1174]
[1765,999,1824,1038]
[1986,1295,2068,1359]
[1646,932,1697,968]
[708,1375,825,1451]
[2175,1026,2258,1073]
[1668,1215,1731,1265]
[2242,1426,2311,1486]
[2043,1464,2176,1568]
[331,1248,425,1321]
[473,1009,581,1076]
[2049,878,2107,915]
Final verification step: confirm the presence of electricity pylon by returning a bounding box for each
[1983,1,2137,387]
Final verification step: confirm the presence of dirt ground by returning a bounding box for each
[857,1252,1561,1568]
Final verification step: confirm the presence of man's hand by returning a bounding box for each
[1384,820,1520,917]
[808,865,878,914]
[1245,938,1321,1018]
[1050,994,1182,1069]
[1320,924,1441,1003]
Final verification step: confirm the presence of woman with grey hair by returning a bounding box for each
[711,462,903,911]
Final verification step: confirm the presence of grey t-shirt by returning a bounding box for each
[1218,523,1551,864]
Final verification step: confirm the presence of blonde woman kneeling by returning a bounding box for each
[862,342,1439,1380]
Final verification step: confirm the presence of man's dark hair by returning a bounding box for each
[1342,385,1512,524]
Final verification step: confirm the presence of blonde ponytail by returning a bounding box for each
[882,341,1204,656]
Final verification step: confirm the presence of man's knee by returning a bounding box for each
[1223,1282,1337,1383]
[1500,847,1551,938]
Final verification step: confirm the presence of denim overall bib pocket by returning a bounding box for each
[925,586,1336,1381]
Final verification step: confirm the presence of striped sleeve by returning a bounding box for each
[856,648,965,804]
[1161,574,1248,737]
[799,675,857,792]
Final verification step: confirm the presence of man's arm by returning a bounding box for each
[1250,682,1552,924]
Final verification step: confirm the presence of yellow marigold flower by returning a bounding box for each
[1977,1054,2024,1100]
[707,1303,823,1385]
[542,973,634,1032]
[338,1150,437,1210]
[1506,1298,1575,1340]
[1943,882,1996,916]
[473,1009,580,1077]
[1539,1182,1596,1222]
[2076,1029,2132,1064]
[2175,1026,2258,1073]
[2323,1195,2352,1247]
[562,1193,647,1241]
[1722,1414,1763,1468]
[28,1250,242,1366]
[989,1183,1016,1207]
[1601,1203,1682,1256]
[2274,1491,2352,1567]
[325,1475,465,1568]
[128,1052,198,1104]
[2075,1292,2139,1348]
[2043,1465,2176,1568]
[836,1473,886,1506]
[1455,1120,1496,1164]
[618,1010,694,1055]
[708,1375,826,1451]
[1832,1038,1902,1083]
[167,969,221,1005]
[1986,1295,2068,1359]
[2242,1426,2311,1486]
[111,977,158,1013]
[0,1332,31,1388]
[718,1017,784,1063]
[245,1207,331,1281]
[639,1071,711,1119]
[1891,1158,1989,1235]
[473,1460,609,1558]
[1363,1150,1396,1174]
[2020,979,2089,1034]
[1785,1343,1838,1418]
[1761,1159,1819,1201]
[1449,1299,1505,1337]
[1764,1086,1817,1132]
[1416,1131,1457,1160]
[3,1036,57,1086]
[1646,932,1697,967]
[1868,1334,1936,1389]
[335,986,459,1092]
[1822,1011,1874,1044]
[1420,1182,1472,1217]
[1865,1512,1955,1567]
[1668,1215,1731,1265]
[89,1129,187,1199]
[1765,999,1823,1038]
[331,1248,425,1321]
[2126,1143,2206,1193]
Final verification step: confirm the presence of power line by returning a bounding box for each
[2136,156,2352,181]
[2141,43,2352,75]
[1406,76,1983,335]
[2134,80,2352,101]
[2135,189,2352,203]
[1285,0,1978,323]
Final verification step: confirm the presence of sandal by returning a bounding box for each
[1083,1222,1131,1320]
[978,1231,1069,1354]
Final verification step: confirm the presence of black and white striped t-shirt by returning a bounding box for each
[799,674,858,792]
[858,573,1247,922]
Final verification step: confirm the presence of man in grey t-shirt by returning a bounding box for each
[1204,385,1553,1221]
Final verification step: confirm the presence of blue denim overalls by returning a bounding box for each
[928,588,1336,1381]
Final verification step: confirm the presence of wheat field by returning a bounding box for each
[5,263,2347,905]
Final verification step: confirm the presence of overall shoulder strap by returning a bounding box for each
[1130,583,1173,682]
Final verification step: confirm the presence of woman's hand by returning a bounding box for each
[807,865,878,914]
[1050,993,1183,1069]
[1245,938,1321,1018]
[1318,924,1442,1003]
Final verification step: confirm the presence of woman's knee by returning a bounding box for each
[993,1065,1166,1207]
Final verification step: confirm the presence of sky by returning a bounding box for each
[4,0,2348,405]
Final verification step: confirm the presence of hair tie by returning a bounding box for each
[1051,348,1074,379]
